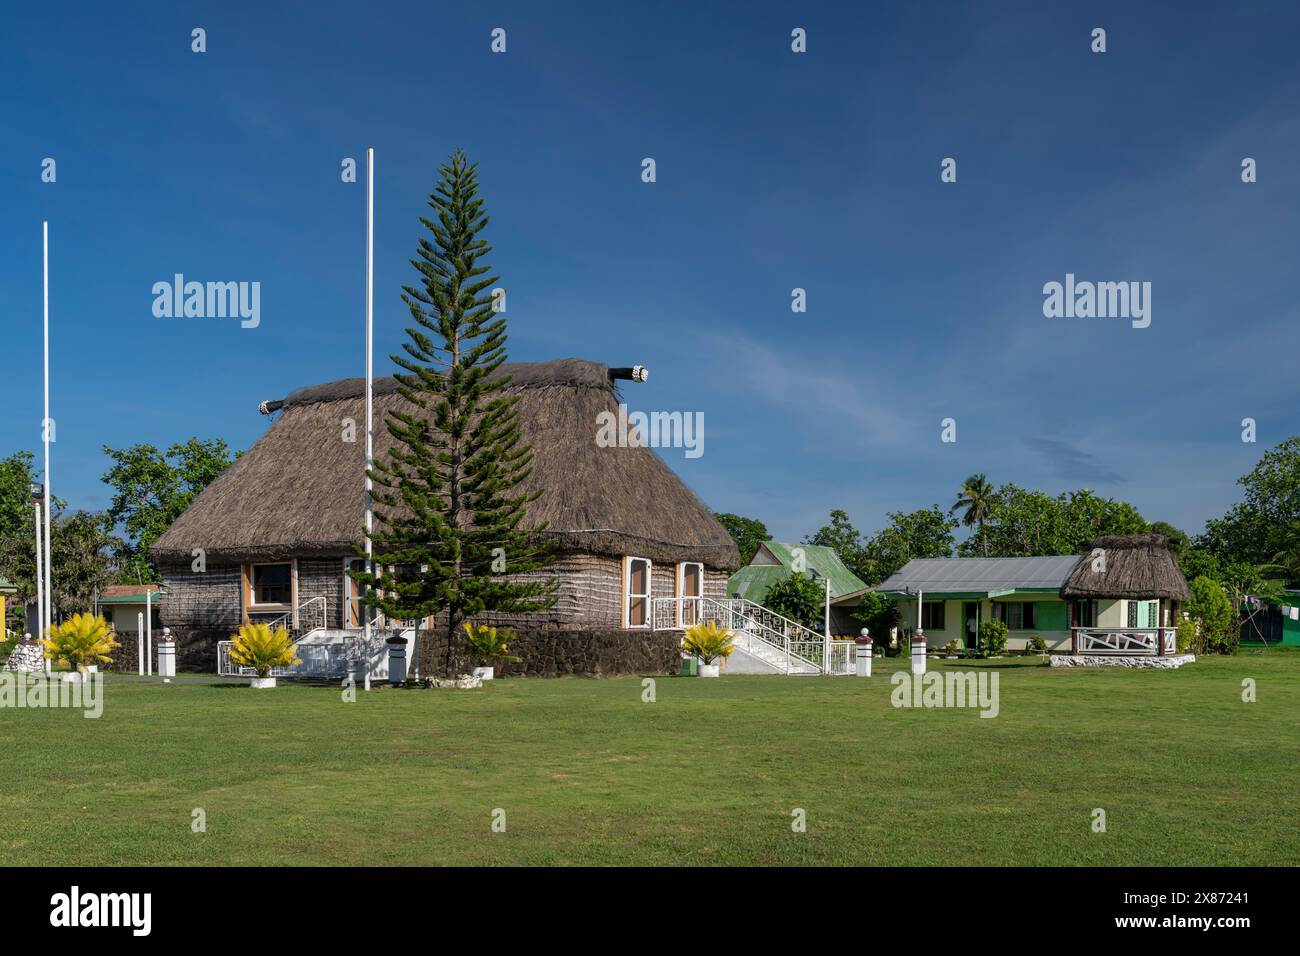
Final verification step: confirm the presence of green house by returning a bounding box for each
[728,542,867,633]
[869,535,1191,655]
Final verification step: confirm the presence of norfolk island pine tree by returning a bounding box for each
[350,149,557,675]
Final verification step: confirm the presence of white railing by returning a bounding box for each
[263,596,328,634]
[1072,627,1177,656]
[655,595,854,675]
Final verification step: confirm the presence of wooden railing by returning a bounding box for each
[1071,627,1177,656]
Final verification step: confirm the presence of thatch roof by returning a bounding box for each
[152,359,739,570]
[1059,534,1190,601]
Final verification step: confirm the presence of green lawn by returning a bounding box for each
[2,651,1297,866]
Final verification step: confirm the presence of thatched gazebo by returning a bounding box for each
[150,358,738,674]
[1059,534,1191,655]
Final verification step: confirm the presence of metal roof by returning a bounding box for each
[875,555,1082,595]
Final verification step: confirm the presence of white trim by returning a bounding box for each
[246,561,294,610]
[677,561,704,627]
[624,555,652,629]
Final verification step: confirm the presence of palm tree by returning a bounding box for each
[951,473,995,555]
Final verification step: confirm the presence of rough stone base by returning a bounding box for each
[1050,653,1196,669]
[3,640,45,672]
[417,627,681,678]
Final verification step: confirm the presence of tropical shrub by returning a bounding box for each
[942,639,961,655]
[762,573,825,629]
[462,622,522,666]
[1186,575,1234,654]
[228,622,300,678]
[978,619,1008,656]
[682,621,737,665]
[1176,618,1198,654]
[1027,634,1048,655]
[43,613,119,672]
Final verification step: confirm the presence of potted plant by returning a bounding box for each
[681,621,736,677]
[228,622,300,688]
[42,613,118,681]
[462,622,521,680]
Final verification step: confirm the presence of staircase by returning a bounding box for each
[217,597,416,680]
[656,596,852,676]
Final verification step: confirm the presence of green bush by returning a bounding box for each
[1027,634,1048,655]
[1176,618,1198,654]
[1187,575,1235,654]
[978,619,1008,656]
[762,573,825,629]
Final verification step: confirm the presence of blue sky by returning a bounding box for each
[2,0,1298,544]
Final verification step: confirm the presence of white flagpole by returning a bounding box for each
[42,221,53,671]
[363,147,374,685]
[33,501,44,641]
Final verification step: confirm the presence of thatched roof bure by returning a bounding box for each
[152,359,739,570]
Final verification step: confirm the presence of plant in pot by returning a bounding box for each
[42,613,118,681]
[462,622,521,680]
[228,622,300,688]
[681,621,736,677]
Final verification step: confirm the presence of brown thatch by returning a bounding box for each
[1059,533,1191,601]
[152,359,739,570]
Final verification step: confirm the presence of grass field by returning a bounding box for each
[2,651,1297,866]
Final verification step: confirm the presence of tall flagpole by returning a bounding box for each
[42,221,53,670]
[363,148,374,680]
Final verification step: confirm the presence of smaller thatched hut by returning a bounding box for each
[1060,533,1190,654]
[150,358,739,674]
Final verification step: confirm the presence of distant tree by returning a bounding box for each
[0,508,118,621]
[713,512,770,566]
[0,452,43,542]
[950,473,995,554]
[101,438,239,581]
[1201,437,1300,566]
[860,506,956,584]
[805,509,870,581]
[1147,520,1189,554]
[959,485,1145,557]
[762,573,825,630]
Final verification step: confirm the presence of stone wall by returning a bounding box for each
[415,627,681,677]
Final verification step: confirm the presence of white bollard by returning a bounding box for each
[855,629,872,677]
[387,637,408,686]
[157,629,176,680]
[911,630,927,675]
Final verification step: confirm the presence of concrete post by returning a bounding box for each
[157,629,176,681]
[387,637,408,686]
[911,630,927,675]
[855,629,872,677]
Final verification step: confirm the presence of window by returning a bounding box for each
[1128,599,1158,628]
[250,563,291,606]
[625,557,652,628]
[1077,599,1096,628]
[995,601,1036,630]
[920,601,945,631]
[679,562,703,626]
